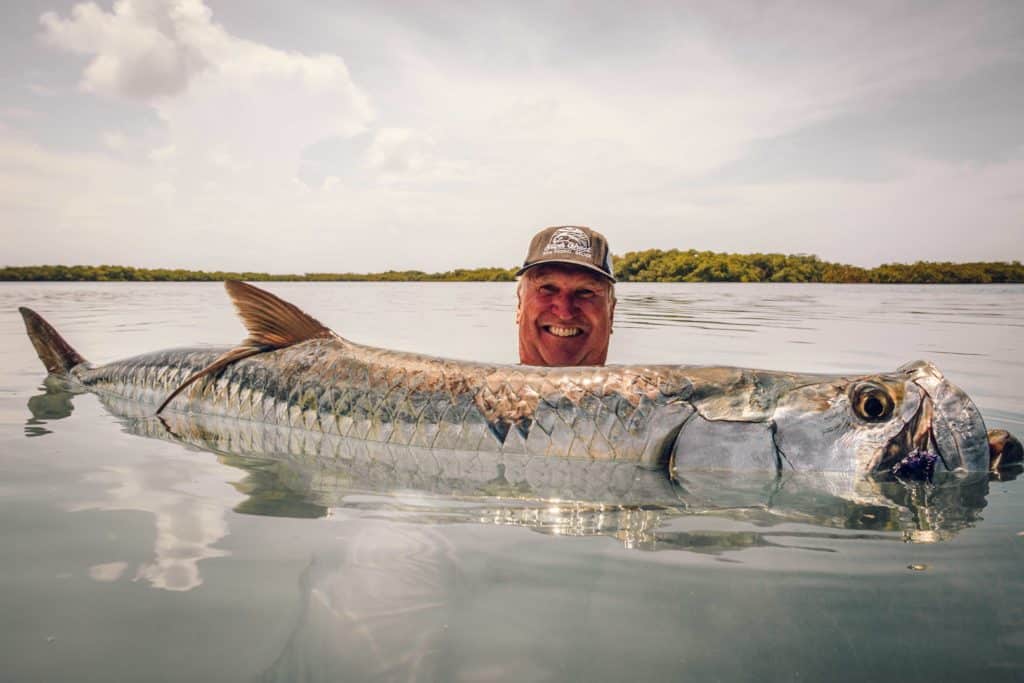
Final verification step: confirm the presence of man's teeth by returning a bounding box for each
[547,325,582,337]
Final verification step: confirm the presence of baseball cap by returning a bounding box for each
[516,225,616,282]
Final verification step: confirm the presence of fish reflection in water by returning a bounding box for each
[24,377,76,437]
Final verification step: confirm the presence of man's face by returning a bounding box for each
[517,264,615,366]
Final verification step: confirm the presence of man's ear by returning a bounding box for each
[515,283,523,324]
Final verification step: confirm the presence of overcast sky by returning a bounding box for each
[1,0,1022,272]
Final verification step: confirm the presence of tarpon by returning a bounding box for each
[19,281,1017,478]
[26,381,999,545]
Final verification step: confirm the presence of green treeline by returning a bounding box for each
[613,250,1024,284]
[2,253,1022,283]
[304,267,516,282]
[0,264,517,282]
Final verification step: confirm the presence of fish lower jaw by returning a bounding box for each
[544,325,583,338]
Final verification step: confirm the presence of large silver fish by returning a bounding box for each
[24,383,998,546]
[19,281,1014,478]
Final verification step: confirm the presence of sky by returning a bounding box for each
[1,0,1022,272]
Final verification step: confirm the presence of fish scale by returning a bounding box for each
[65,339,692,463]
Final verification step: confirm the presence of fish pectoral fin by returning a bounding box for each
[224,280,335,348]
[155,345,267,415]
[157,280,336,416]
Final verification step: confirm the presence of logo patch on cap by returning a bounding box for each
[542,226,592,258]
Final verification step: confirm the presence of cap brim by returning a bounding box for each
[515,258,616,283]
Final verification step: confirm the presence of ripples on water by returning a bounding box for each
[1,282,1022,682]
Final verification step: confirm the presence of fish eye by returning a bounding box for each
[850,382,895,422]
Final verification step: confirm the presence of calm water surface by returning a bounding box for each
[1,282,1022,682]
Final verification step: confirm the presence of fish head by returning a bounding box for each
[769,360,989,475]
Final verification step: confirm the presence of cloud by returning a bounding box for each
[40,0,212,99]
[40,0,374,156]
[705,59,1024,186]
[102,130,126,150]
[366,128,436,175]
[27,0,380,271]
[1,107,35,122]
[148,143,176,161]
[152,180,175,198]
[27,83,58,97]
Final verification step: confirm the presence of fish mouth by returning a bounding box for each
[542,324,585,338]
[874,396,938,478]
[872,361,990,477]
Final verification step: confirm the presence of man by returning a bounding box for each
[515,226,616,366]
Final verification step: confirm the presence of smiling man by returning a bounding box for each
[515,226,617,366]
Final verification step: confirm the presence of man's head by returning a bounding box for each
[515,226,616,366]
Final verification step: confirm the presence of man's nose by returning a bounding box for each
[550,293,577,318]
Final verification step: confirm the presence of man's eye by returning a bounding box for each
[576,289,595,299]
[538,285,558,295]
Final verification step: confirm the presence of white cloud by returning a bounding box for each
[207,143,244,171]
[22,0,383,271]
[27,83,58,97]
[102,130,127,150]
[148,143,176,161]
[40,0,212,99]
[152,180,175,198]
[1,107,35,122]
[41,0,374,165]
[366,128,436,176]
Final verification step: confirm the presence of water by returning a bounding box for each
[1,282,1022,682]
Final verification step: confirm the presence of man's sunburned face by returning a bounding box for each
[517,264,615,366]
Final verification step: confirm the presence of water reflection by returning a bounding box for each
[68,458,234,592]
[26,384,998,555]
[676,471,992,543]
[261,523,463,682]
[28,384,237,592]
[24,378,78,437]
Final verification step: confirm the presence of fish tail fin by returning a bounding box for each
[19,307,87,376]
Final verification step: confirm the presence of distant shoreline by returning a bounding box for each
[3,250,1022,284]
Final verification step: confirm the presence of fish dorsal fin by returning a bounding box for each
[225,280,333,348]
[156,281,334,415]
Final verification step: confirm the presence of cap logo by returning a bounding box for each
[542,226,592,258]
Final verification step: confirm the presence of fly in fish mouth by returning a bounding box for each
[873,393,944,480]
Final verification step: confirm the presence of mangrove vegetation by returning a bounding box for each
[2,252,1022,284]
